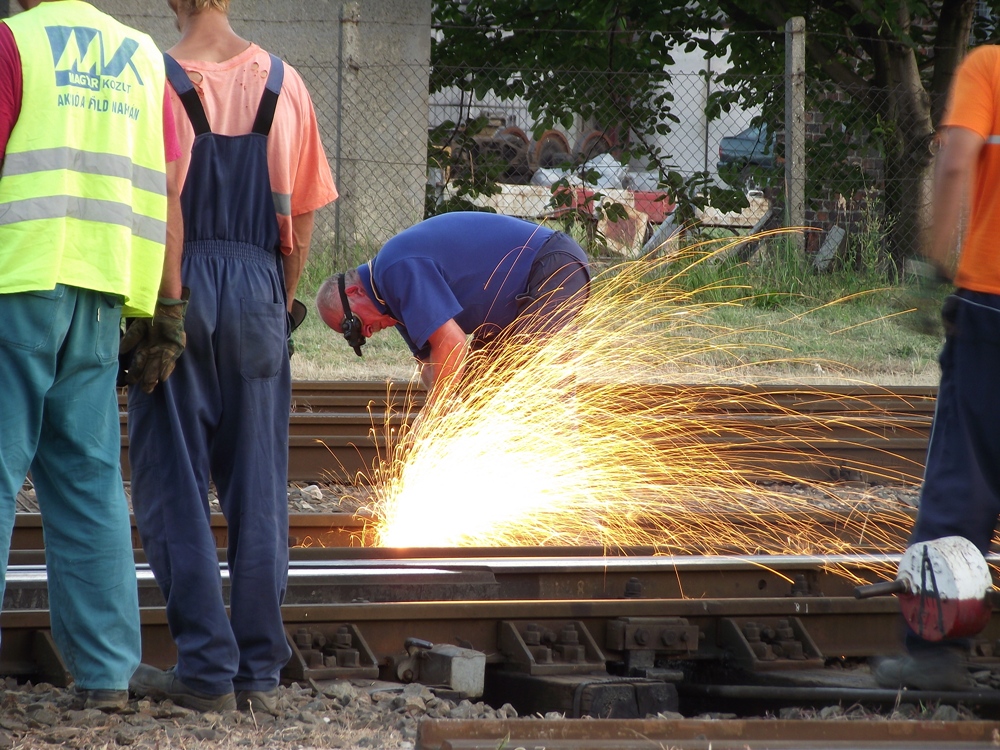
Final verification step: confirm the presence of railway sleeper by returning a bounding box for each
[490,619,680,717]
[485,671,680,719]
[6,613,1000,718]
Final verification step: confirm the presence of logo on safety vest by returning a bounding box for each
[45,26,144,93]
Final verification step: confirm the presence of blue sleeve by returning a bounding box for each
[378,256,463,353]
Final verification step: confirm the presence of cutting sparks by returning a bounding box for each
[347,232,921,577]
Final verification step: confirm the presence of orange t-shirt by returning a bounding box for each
[166,43,337,255]
[942,45,1000,293]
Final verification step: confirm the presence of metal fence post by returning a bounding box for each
[785,16,806,257]
[337,3,361,256]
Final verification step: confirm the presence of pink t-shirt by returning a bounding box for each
[0,23,181,163]
[166,44,338,255]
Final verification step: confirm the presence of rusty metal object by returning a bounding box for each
[8,499,922,562]
[389,638,486,698]
[498,620,606,675]
[284,623,379,681]
[416,717,1000,749]
[531,129,572,170]
[119,381,939,415]
[715,616,823,671]
[605,616,696,681]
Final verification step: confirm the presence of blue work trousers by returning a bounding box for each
[128,242,291,695]
[0,285,140,689]
[906,290,1000,651]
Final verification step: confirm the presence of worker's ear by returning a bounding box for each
[345,283,368,301]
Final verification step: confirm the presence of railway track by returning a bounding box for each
[116,381,937,483]
[20,380,922,560]
[8,506,918,562]
[2,552,999,721]
[13,384,1000,745]
[17,381,932,558]
[416,717,1000,749]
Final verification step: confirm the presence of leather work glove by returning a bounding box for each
[897,259,952,336]
[120,288,190,394]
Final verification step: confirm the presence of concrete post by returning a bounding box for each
[64,0,432,260]
[784,16,806,257]
[336,3,361,254]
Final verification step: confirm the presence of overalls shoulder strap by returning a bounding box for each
[251,54,285,136]
[164,53,211,135]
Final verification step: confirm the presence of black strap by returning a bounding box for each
[164,53,284,137]
[164,53,211,135]
[251,54,284,136]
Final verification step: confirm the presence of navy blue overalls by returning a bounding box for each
[905,290,1000,654]
[127,54,292,696]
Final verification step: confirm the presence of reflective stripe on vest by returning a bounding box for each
[0,195,165,244]
[3,148,167,197]
[0,2,167,316]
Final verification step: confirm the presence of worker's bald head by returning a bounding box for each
[316,269,361,331]
[317,269,399,353]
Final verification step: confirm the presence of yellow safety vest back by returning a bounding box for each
[0,1,166,316]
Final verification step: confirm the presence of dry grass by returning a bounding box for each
[289,269,944,388]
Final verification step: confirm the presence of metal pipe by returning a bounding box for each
[854,579,908,599]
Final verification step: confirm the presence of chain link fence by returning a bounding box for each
[4,3,946,276]
[301,49,922,276]
[424,64,774,255]
[56,4,937,277]
[295,58,430,268]
[140,15,936,279]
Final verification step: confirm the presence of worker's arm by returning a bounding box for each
[421,318,468,404]
[924,126,985,277]
[282,210,315,311]
[158,159,184,300]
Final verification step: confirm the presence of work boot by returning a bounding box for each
[236,688,280,716]
[874,648,974,691]
[129,664,236,712]
[70,687,128,712]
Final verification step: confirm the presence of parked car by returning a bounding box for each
[717,124,775,189]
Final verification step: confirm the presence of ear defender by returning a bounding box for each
[338,274,366,357]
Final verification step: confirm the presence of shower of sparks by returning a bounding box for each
[352,232,923,581]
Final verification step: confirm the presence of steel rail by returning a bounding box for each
[3,552,998,656]
[3,552,999,722]
[8,505,918,558]
[415,717,1000,749]
[113,381,936,483]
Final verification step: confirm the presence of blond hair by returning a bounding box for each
[175,0,231,13]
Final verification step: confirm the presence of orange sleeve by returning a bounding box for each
[288,67,337,216]
[941,46,1000,139]
[266,63,337,252]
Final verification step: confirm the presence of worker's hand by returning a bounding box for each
[897,259,952,336]
[120,288,190,393]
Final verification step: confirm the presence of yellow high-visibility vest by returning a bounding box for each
[0,1,167,316]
